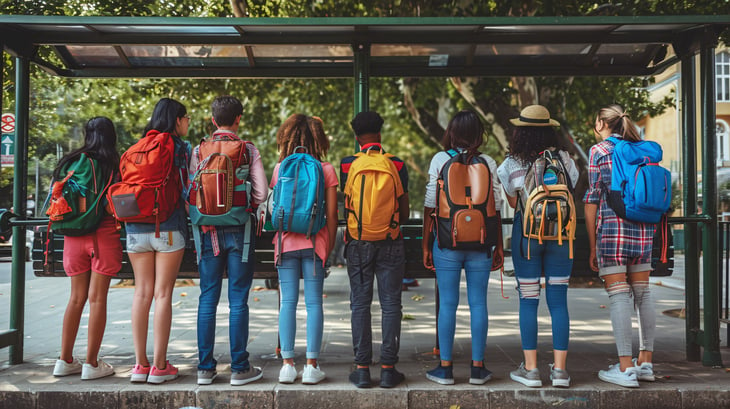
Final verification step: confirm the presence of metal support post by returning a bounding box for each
[699,41,723,367]
[353,43,370,152]
[9,57,29,364]
[681,54,701,361]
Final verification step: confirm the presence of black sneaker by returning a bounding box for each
[469,362,493,385]
[380,367,405,388]
[349,367,372,388]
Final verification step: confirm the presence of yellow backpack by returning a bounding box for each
[521,150,576,259]
[344,149,404,241]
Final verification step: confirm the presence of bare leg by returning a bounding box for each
[129,252,156,368]
[523,350,538,370]
[60,272,90,362]
[152,249,184,369]
[85,273,113,366]
[553,350,567,370]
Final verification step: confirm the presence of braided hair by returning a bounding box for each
[276,114,330,162]
[597,104,641,142]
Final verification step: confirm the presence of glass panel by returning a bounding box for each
[249,44,352,58]
[19,24,89,33]
[243,25,354,34]
[122,45,249,58]
[370,25,479,33]
[481,24,615,33]
[595,43,654,55]
[372,44,470,57]
[474,43,591,56]
[613,24,694,32]
[65,45,124,66]
[100,25,239,35]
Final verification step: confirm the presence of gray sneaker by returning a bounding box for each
[632,358,656,382]
[510,363,542,387]
[231,366,263,386]
[549,363,570,388]
[598,363,639,388]
[197,369,217,385]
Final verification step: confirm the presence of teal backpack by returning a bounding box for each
[46,153,112,236]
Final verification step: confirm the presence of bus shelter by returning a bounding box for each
[0,15,728,367]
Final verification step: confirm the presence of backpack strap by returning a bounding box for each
[241,217,252,263]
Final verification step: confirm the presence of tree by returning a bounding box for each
[0,0,727,212]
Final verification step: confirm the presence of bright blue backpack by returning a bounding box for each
[272,147,326,238]
[607,136,671,223]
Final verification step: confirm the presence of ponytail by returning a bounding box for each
[597,104,641,142]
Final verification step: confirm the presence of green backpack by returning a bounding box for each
[46,153,112,236]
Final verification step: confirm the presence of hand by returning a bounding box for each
[589,248,599,272]
[423,248,435,271]
[491,245,504,271]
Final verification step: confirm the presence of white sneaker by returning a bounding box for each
[598,363,639,388]
[53,358,82,377]
[301,364,326,385]
[632,358,656,381]
[81,359,115,380]
[279,363,297,384]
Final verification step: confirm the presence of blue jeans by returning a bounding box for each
[197,228,255,372]
[511,212,572,351]
[345,239,404,366]
[432,242,491,362]
[277,249,325,360]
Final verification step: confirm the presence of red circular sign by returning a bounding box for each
[1,114,15,133]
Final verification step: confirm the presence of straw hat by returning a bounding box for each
[509,105,560,127]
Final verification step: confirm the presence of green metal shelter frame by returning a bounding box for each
[0,15,728,366]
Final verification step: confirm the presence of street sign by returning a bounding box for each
[1,113,15,134]
[1,132,14,166]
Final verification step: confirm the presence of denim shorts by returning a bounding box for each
[126,230,186,253]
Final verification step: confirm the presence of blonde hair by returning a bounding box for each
[276,114,330,162]
[597,104,641,142]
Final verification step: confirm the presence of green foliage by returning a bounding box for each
[0,0,728,213]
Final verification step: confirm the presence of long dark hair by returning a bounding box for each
[276,114,329,162]
[441,110,484,160]
[597,104,641,142]
[53,116,119,181]
[507,126,562,165]
[143,97,187,137]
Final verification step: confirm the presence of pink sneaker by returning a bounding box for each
[130,364,150,383]
[147,361,178,384]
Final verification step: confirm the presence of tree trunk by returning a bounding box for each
[229,0,248,17]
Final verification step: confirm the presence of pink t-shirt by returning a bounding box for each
[270,161,338,266]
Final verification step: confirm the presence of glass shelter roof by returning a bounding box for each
[0,15,727,78]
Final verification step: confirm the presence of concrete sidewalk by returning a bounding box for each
[0,256,729,409]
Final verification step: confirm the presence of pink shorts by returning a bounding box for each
[63,217,123,277]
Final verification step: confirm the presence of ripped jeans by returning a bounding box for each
[511,212,572,351]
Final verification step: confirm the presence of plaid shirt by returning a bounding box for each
[584,137,655,267]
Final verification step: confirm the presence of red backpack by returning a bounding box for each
[107,130,181,236]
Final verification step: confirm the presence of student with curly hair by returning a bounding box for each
[496,105,579,388]
[271,114,338,385]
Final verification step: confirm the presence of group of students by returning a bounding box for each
[47,96,663,390]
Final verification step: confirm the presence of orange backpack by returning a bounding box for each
[107,130,181,236]
[435,150,499,251]
[187,132,251,226]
